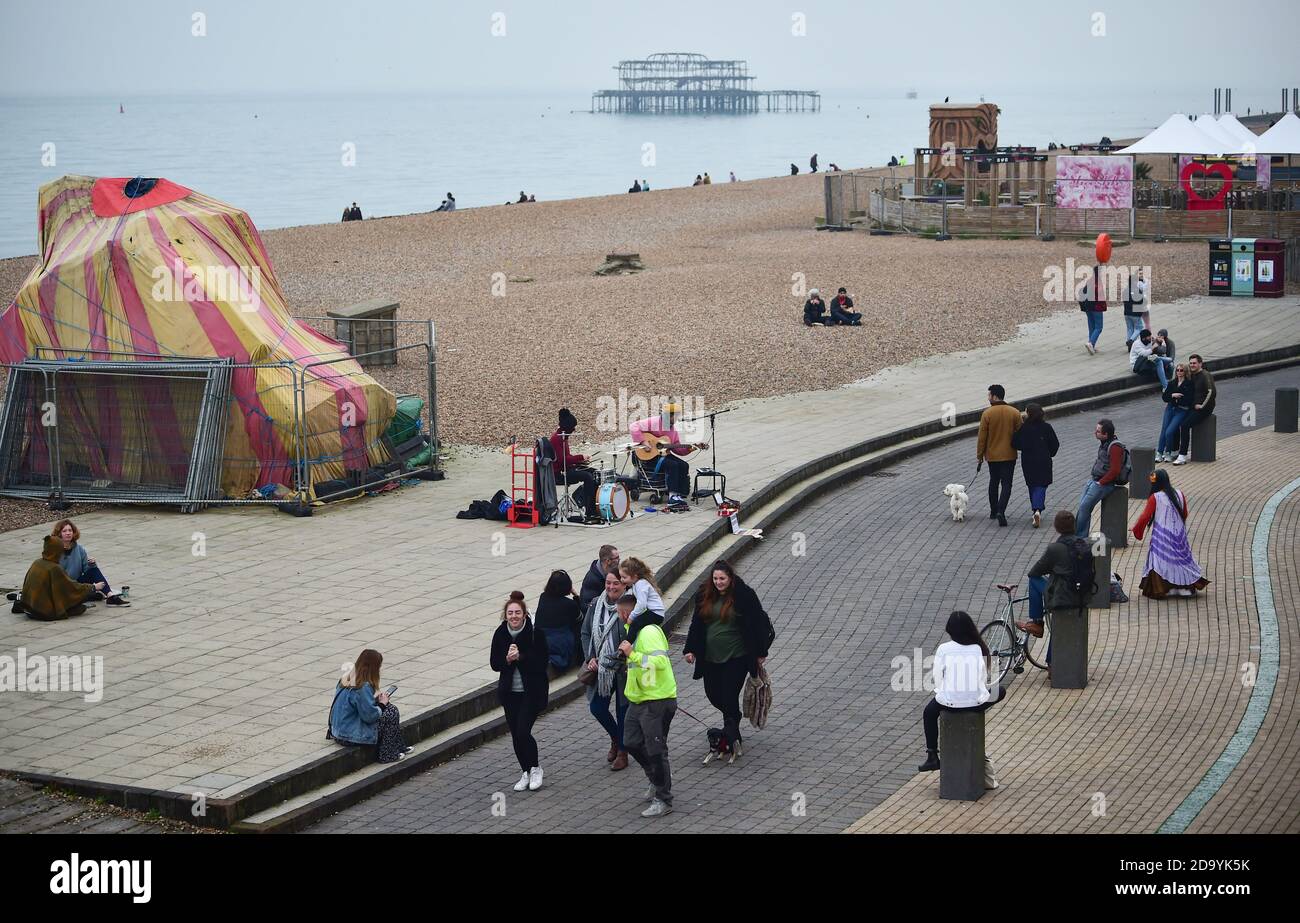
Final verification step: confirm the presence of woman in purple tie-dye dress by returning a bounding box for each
[1131,469,1211,599]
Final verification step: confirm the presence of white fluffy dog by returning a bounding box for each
[943,483,969,522]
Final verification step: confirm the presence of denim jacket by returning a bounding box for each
[330,681,382,745]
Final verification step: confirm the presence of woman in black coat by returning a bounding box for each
[683,561,775,757]
[1009,403,1059,529]
[490,591,551,792]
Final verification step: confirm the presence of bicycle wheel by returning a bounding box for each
[1025,613,1053,670]
[980,620,1016,685]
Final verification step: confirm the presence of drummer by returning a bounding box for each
[551,408,601,521]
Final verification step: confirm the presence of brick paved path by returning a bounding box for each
[308,368,1299,833]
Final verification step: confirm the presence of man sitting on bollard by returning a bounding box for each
[1018,510,1093,641]
[1074,418,1130,537]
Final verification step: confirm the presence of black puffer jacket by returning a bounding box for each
[490,619,550,709]
[683,577,775,680]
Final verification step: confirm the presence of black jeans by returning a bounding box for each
[501,692,541,771]
[922,686,1007,751]
[556,466,599,516]
[987,460,1015,516]
[1177,408,1212,456]
[828,307,861,325]
[701,657,750,745]
[636,454,690,496]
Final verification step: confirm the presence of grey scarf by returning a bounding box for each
[591,596,625,699]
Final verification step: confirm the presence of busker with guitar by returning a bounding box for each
[629,403,707,504]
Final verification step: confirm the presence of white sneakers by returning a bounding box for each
[642,799,672,817]
[1084,342,1096,355]
[1173,454,1188,465]
[513,771,530,792]
[528,766,543,791]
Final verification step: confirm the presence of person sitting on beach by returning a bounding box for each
[790,163,799,175]
[803,288,827,326]
[642,179,650,191]
[52,519,128,606]
[444,193,456,211]
[827,288,862,326]
[729,171,737,182]
[693,175,703,186]
[518,191,529,204]
[528,195,536,202]
[12,535,105,622]
[629,180,642,193]
[829,163,841,171]
[888,155,899,167]
[703,173,712,184]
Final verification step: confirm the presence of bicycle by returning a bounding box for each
[979,582,1052,685]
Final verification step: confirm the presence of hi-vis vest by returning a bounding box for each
[624,623,677,704]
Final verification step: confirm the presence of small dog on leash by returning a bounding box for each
[703,728,742,765]
[943,483,969,522]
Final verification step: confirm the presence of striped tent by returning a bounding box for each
[0,175,396,498]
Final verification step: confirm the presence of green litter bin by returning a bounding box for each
[1231,238,1256,297]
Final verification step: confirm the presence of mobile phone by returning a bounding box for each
[383,684,397,697]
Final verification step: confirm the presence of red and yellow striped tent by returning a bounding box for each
[0,175,396,498]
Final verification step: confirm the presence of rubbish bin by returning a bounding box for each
[1254,238,1286,298]
[1231,238,1256,297]
[1208,239,1232,296]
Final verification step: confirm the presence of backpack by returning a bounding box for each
[1063,536,1098,600]
[1112,440,1132,485]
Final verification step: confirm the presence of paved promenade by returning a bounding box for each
[307,369,1299,833]
[1,295,1297,803]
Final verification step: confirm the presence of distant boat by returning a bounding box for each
[906,90,918,99]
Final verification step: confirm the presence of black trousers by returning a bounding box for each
[828,308,862,325]
[1177,408,1212,455]
[501,692,540,771]
[922,687,1007,750]
[636,455,690,496]
[556,466,599,515]
[702,657,749,745]
[987,460,1015,515]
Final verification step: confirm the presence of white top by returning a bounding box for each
[1129,336,1156,368]
[933,641,991,708]
[628,578,665,620]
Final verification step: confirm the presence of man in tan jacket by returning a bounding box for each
[977,384,1022,527]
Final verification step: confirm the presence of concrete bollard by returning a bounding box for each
[1049,606,1089,689]
[1277,388,1299,434]
[1129,449,1155,500]
[1101,486,1129,549]
[939,709,985,801]
[1191,413,1217,462]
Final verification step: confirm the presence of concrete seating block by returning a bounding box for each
[1276,388,1299,434]
[1101,485,1129,549]
[1087,539,1112,610]
[1050,606,1089,689]
[1191,413,1217,462]
[939,709,985,801]
[1129,449,1155,500]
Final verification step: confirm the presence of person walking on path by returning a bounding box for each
[1010,402,1059,528]
[1074,418,1130,537]
[916,611,1004,788]
[1131,469,1210,599]
[616,593,678,818]
[1017,510,1089,641]
[535,569,583,669]
[977,384,1022,527]
[491,591,550,792]
[810,153,819,173]
[579,544,619,613]
[1123,269,1150,347]
[582,569,630,771]
[1156,363,1195,462]
[1079,264,1107,354]
[329,649,412,763]
[683,561,775,759]
[1173,354,1216,465]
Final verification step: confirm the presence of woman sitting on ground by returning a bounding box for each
[1131,469,1210,599]
[14,534,106,621]
[535,569,582,670]
[329,648,411,763]
[51,519,128,606]
[917,610,1005,789]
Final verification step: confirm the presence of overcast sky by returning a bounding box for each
[2,0,1296,96]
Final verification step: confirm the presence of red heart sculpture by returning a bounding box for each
[1180,161,1233,211]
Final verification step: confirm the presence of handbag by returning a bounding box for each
[324,685,344,740]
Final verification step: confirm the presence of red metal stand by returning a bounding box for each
[507,441,538,529]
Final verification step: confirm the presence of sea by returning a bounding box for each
[0,85,1279,259]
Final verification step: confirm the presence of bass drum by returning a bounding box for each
[597,482,631,522]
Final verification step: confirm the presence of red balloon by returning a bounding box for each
[1096,233,1113,264]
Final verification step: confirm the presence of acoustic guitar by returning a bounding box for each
[633,435,708,462]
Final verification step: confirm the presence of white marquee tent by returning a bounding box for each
[1118,113,1238,155]
[1216,113,1261,150]
[1194,114,1247,153]
[1254,111,1300,155]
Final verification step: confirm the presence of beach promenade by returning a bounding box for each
[0,293,1297,822]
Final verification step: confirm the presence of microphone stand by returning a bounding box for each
[687,408,731,503]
